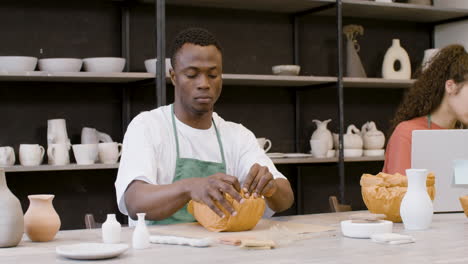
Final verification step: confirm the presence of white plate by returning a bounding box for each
[267,152,285,158]
[56,243,129,260]
[284,153,313,158]
[341,220,393,239]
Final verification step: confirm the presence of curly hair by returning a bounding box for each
[170,28,222,69]
[389,44,468,136]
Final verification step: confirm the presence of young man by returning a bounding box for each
[115,28,294,225]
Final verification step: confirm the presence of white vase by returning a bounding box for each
[382,39,411,80]
[102,214,121,244]
[311,119,333,150]
[0,168,24,247]
[400,169,433,230]
[132,213,150,249]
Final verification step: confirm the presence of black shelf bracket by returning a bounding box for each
[156,0,167,107]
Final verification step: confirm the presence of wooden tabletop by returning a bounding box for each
[1,212,467,263]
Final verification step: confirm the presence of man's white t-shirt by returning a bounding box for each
[115,104,287,223]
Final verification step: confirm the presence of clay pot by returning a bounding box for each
[0,168,24,247]
[24,194,61,242]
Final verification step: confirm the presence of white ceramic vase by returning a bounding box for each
[132,213,150,249]
[382,39,411,80]
[311,119,333,150]
[0,168,24,247]
[102,214,121,244]
[400,169,433,230]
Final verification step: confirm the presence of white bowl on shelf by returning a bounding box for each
[144,58,172,76]
[344,149,363,158]
[272,65,300,76]
[341,220,393,239]
[82,57,126,73]
[38,58,82,72]
[363,149,385,157]
[0,56,38,72]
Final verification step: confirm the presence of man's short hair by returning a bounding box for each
[170,28,222,69]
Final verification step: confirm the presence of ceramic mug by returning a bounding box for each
[257,138,272,153]
[98,142,123,164]
[19,144,45,166]
[310,139,329,158]
[72,144,98,165]
[47,119,70,145]
[81,127,113,144]
[0,146,15,166]
[47,143,70,166]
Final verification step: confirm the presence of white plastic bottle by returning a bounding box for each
[102,214,121,244]
[132,213,150,249]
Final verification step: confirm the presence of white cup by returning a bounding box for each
[81,127,113,144]
[72,144,98,165]
[257,138,272,153]
[19,144,45,166]
[47,143,71,166]
[0,146,15,166]
[98,142,123,164]
[310,139,329,158]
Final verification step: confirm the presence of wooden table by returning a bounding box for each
[1,212,467,263]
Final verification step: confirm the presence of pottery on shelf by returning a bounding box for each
[24,194,61,242]
[400,169,433,230]
[132,213,150,249]
[102,214,122,244]
[81,127,113,144]
[343,24,367,78]
[47,119,70,146]
[361,121,385,150]
[311,119,333,151]
[382,39,411,80]
[422,48,440,71]
[342,124,363,149]
[0,168,24,248]
[0,146,15,166]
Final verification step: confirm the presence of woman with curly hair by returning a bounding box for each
[383,44,468,174]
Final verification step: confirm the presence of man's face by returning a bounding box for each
[170,43,222,115]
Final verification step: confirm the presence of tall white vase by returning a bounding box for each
[382,39,411,80]
[102,214,121,244]
[400,169,433,230]
[132,213,150,249]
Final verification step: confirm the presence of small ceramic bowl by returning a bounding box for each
[272,65,300,76]
[38,58,82,72]
[83,57,126,73]
[0,56,38,72]
[459,196,468,217]
[341,220,393,238]
[144,58,172,75]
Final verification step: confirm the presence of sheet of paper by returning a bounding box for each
[453,159,468,185]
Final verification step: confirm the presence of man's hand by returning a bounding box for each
[242,163,278,199]
[188,173,243,218]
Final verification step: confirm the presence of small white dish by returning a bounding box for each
[267,152,285,158]
[0,56,38,72]
[363,149,385,157]
[83,57,126,73]
[284,153,313,158]
[56,243,129,260]
[272,65,300,76]
[38,58,82,72]
[344,149,363,158]
[341,220,393,239]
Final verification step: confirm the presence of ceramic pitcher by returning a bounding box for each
[24,194,61,242]
[81,127,113,144]
[311,119,333,150]
[400,169,433,230]
[0,168,24,247]
[47,119,70,146]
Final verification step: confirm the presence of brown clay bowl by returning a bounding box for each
[459,195,468,217]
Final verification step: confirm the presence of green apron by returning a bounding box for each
[149,104,226,225]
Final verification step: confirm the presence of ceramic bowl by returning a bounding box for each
[459,196,468,217]
[82,57,126,73]
[363,149,385,157]
[0,56,38,72]
[341,220,393,238]
[344,149,363,158]
[144,58,172,76]
[272,65,300,76]
[38,58,82,72]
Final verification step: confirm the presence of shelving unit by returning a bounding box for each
[0,71,154,83]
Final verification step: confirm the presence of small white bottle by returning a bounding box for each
[102,214,121,244]
[132,213,150,249]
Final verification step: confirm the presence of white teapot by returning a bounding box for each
[311,119,333,150]
[361,121,385,150]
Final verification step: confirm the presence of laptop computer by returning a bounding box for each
[412,129,468,212]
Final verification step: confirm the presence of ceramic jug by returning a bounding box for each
[361,121,385,150]
[102,214,122,244]
[47,119,70,146]
[400,169,433,230]
[343,124,363,149]
[311,119,333,150]
[81,127,113,144]
[382,39,411,80]
[0,168,24,247]
[24,194,61,242]
[132,213,150,249]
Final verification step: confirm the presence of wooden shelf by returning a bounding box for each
[221,74,337,87]
[0,71,154,83]
[3,163,119,173]
[343,77,415,88]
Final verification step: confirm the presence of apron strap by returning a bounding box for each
[171,104,226,163]
[427,114,432,129]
